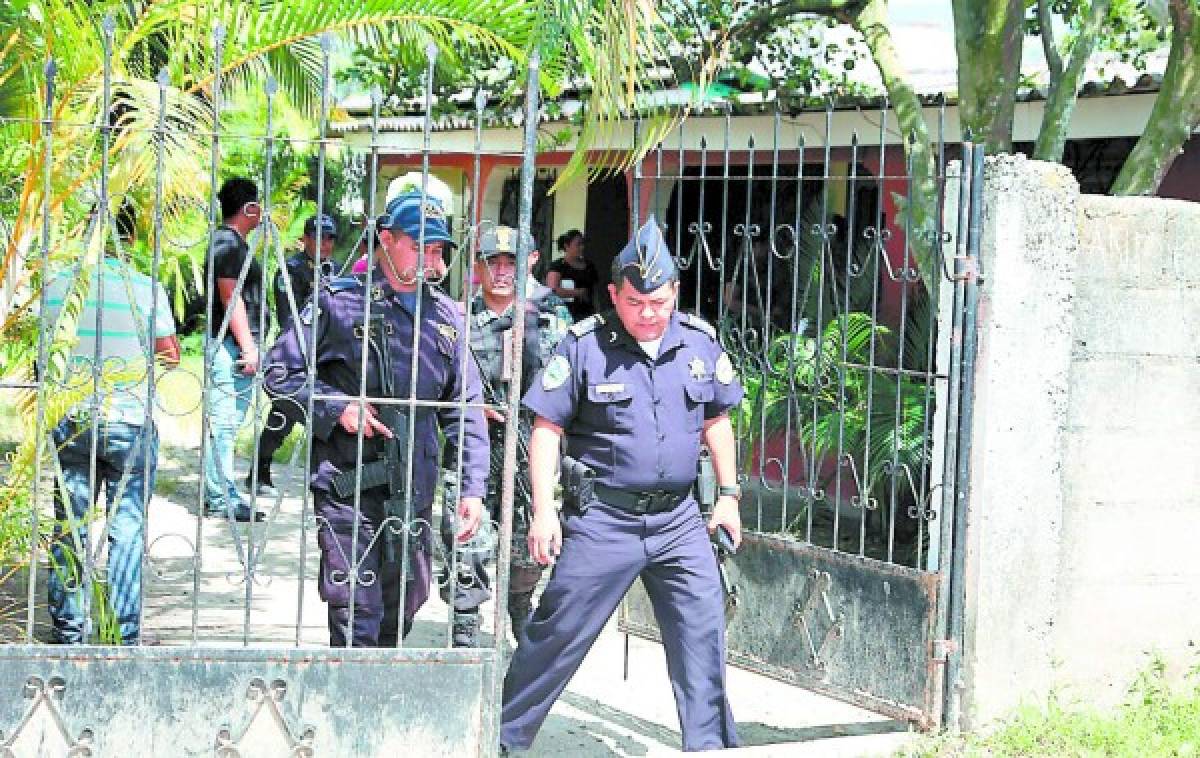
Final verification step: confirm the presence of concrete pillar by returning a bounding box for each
[958,155,1081,726]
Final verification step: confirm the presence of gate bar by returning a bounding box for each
[932,141,972,725]
[943,144,986,730]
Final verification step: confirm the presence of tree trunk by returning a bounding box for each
[850,0,941,289]
[1033,0,1113,162]
[1110,0,1200,195]
[952,0,1024,152]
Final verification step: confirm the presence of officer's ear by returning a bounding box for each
[528,249,540,269]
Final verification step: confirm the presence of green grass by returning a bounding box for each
[902,660,1200,757]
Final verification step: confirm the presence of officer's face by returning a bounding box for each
[609,279,677,341]
[303,233,335,259]
[380,229,446,284]
[477,253,517,297]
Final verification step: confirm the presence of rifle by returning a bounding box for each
[698,447,739,619]
[330,314,410,565]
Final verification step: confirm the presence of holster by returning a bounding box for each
[559,455,596,515]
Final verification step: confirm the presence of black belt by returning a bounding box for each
[593,483,692,515]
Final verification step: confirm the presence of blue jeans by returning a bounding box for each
[49,418,157,645]
[203,336,253,511]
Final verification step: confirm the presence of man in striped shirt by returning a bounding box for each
[42,205,179,645]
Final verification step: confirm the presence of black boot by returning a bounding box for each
[508,591,534,643]
[452,610,480,648]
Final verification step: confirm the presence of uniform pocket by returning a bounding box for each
[585,384,635,430]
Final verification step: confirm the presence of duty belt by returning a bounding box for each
[593,483,691,515]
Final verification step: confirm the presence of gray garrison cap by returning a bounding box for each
[611,215,677,294]
[479,224,533,259]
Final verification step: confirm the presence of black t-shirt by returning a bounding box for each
[207,225,266,340]
[547,258,599,321]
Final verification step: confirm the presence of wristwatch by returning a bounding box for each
[717,485,742,500]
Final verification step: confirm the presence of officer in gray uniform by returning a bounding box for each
[500,217,744,752]
[265,192,489,647]
[440,225,569,647]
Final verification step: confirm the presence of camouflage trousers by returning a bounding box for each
[439,480,543,612]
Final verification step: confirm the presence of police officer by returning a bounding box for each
[440,225,570,647]
[247,214,338,496]
[500,216,744,752]
[264,191,489,647]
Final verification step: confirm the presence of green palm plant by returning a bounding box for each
[0,0,707,366]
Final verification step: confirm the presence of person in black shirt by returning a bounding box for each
[244,214,338,496]
[545,229,599,322]
[202,177,266,522]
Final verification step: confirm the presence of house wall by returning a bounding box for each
[1157,134,1200,203]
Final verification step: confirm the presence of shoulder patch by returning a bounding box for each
[568,313,605,338]
[680,312,717,340]
[436,322,459,343]
[325,276,361,294]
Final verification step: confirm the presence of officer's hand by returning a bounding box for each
[338,403,394,438]
[456,497,483,542]
[527,508,562,566]
[708,496,742,550]
[483,407,507,424]
[237,347,259,376]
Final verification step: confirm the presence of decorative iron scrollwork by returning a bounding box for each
[0,676,95,757]
[215,678,315,758]
[791,569,845,676]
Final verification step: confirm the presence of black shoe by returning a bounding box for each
[244,469,279,498]
[206,502,266,522]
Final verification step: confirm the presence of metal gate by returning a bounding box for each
[617,105,984,730]
[0,23,546,756]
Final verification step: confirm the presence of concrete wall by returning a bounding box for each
[960,156,1200,725]
[958,155,1080,725]
[1053,194,1200,705]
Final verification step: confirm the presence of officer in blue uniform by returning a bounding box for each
[248,214,338,496]
[500,216,744,752]
[264,192,488,647]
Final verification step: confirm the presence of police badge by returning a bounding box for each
[715,353,735,385]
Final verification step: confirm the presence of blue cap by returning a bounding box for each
[377,191,454,246]
[612,216,677,293]
[303,214,338,239]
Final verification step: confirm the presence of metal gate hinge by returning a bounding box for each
[932,639,958,661]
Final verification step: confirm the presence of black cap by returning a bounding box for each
[304,214,338,239]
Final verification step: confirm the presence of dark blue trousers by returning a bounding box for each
[314,491,432,648]
[500,497,738,752]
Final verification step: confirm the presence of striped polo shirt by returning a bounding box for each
[42,257,175,425]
